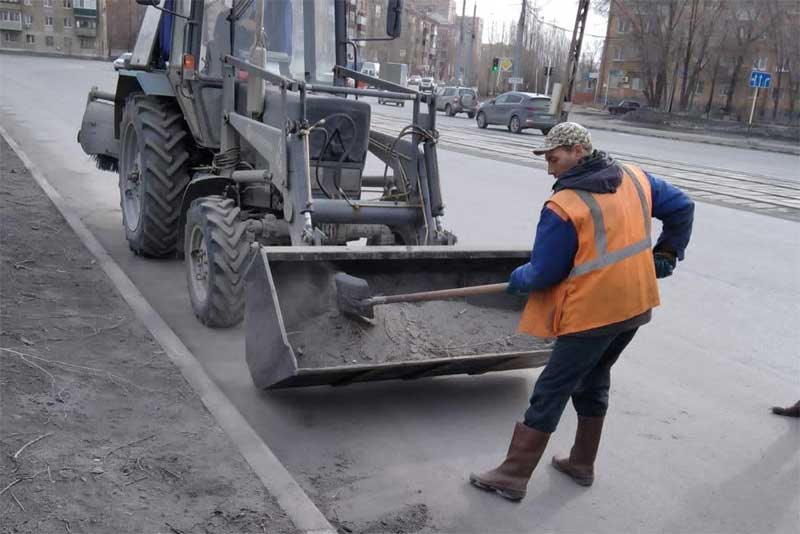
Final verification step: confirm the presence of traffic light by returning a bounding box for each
[492,57,499,72]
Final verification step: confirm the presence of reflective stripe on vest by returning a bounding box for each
[568,164,651,279]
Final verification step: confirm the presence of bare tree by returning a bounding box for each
[614,0,690,108]
[719,0,773,113]
[763,0,794,121]
[681,0,726,111]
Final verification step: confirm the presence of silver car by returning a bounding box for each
[113,52,132,71]
[419,77,436,93]
[435,86,478,118]
[475,92,558,134]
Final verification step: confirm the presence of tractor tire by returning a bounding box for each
[184,196,250,328]
[509,115,522,134]
[118,94,191,257]
[476,111,488,129]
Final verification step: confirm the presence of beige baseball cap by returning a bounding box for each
[531,122,593,155]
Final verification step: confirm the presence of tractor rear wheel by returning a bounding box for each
[118,94,191,257]
[184,196,250,328]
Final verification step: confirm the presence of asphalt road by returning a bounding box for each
[2,54,798,533]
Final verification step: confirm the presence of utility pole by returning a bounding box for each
[545,56,552,95]
[468,2,477,86]
[554,0,590,121]
[455,0,466,84]
[512,0,526,91]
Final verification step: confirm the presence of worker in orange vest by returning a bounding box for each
[470,122,694,501]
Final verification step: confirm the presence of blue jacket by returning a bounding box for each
[510,152,694,293]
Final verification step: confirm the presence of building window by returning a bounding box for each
[44,0,53,7]
[617,18,630,33]
[45,16,54,26]
[3,31,19,42]
[76,18,96,29]
[24,14,32,25]
[26,34,35,44]
[46,35,54,47]
[74,0,97,8]
[720,84,734,96]
[754,57,768,70]
[64,17,72,27]
[613,47,623,61]
[79,36,95,48]
[0,11,22,22]
[63,0,72,7]
[25,0,32,6]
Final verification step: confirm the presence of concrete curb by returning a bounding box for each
[574,119,799,156]
[0,48,113,62]
[0,126,336,534]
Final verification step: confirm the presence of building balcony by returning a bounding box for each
[0,19,22,31]
[74,25,97,37]
[73,7,97,18]
[0,1,23,9]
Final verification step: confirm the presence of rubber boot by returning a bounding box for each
[469,422,550,501]
[551,415,604,487]
[772,401,800,418]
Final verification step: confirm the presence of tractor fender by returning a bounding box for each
[113,71,175,138]
[176,175,236,256]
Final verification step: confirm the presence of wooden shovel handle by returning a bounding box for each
[371,283,508,305]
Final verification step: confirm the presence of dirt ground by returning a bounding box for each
[0,137,297,533]
[293,300,551,368]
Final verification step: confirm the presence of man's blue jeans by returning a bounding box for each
[524,328,639,433]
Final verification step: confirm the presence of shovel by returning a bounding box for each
[334,272,508,319]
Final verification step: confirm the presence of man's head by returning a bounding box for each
[531,122,593,178]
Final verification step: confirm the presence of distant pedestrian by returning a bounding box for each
[772,401,800,418]
[470,122,695,501]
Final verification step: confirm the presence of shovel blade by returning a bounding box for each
[334,272,375,319]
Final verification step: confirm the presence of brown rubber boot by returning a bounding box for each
[772,401,800,418]
[469,422,551,501]
[551,415,604,487]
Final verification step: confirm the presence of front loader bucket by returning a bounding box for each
[245,246,552,389]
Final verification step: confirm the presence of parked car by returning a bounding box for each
[113,52,132,71]
[434,86,478,118]
[408,75,422,87]
[419,76,436,93]
[476,92,557,134]
[608,100,641,115]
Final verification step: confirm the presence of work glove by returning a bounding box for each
[653,251,677,279]
[506,265,531,297]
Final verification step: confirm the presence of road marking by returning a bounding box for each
[0,125,337,534]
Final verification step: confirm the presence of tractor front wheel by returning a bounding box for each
[184,196,250,328]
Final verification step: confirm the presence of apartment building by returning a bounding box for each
[0,0,145,59]
[0,0,104,57]
[597,0,799,120]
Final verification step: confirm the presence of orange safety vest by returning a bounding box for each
[518,163,660,338]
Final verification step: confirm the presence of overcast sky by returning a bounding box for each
[469,0,608,45]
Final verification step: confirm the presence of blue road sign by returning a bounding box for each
[750,70,772,88]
